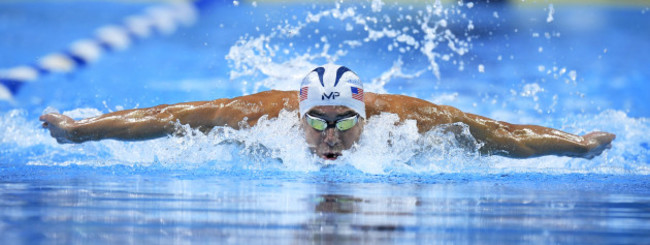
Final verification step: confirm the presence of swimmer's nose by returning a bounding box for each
[323,128,339,147]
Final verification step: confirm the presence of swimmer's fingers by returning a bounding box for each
[584,131,616,147]
[39,113,76,144]
[39,113,69,128]
[581,131,616,159]
[40,114,54,127]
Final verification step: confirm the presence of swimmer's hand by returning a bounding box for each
[579,131,616,159]
[40,113,80,144]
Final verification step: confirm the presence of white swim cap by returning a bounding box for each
[299,64,366,119]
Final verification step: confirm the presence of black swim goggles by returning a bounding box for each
[305,113,359,131]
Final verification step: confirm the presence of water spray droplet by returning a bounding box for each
[547,4,555,23]
[568,70,577,81]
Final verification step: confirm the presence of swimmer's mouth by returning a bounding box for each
[321,152,341,160]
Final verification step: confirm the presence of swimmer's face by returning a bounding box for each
[302,106,364,160]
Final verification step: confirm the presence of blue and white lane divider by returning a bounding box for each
[0,0,217,101]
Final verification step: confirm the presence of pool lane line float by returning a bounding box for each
[0,0,218,102]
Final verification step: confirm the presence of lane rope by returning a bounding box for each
[0,0,217,101]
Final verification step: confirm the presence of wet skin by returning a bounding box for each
[40,90,615,159]
[302,106,364,160]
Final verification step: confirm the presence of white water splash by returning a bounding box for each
[225,0,473,94]
[547,4,555,23]
[370,0,384,12]
[521,83,544,98]
[341,113,484,174]
[365,58,425,94]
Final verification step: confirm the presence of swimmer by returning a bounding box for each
[40,64,615,160]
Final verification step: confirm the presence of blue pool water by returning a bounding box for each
[1,0,650,243]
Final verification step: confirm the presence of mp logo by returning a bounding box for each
[322,92,340,100]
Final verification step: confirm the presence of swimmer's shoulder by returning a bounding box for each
[365,92,439,110]
[365,92,454,122]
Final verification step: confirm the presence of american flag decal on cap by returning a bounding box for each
[351,87,363,101]
[300,87,309,101]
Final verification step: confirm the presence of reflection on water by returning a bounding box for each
[307,193,415,243]
[1,173,648,244]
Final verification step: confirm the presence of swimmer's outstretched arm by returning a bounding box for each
[365,93,615,159]
[40,90,298,143]
[455,112,615,159]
